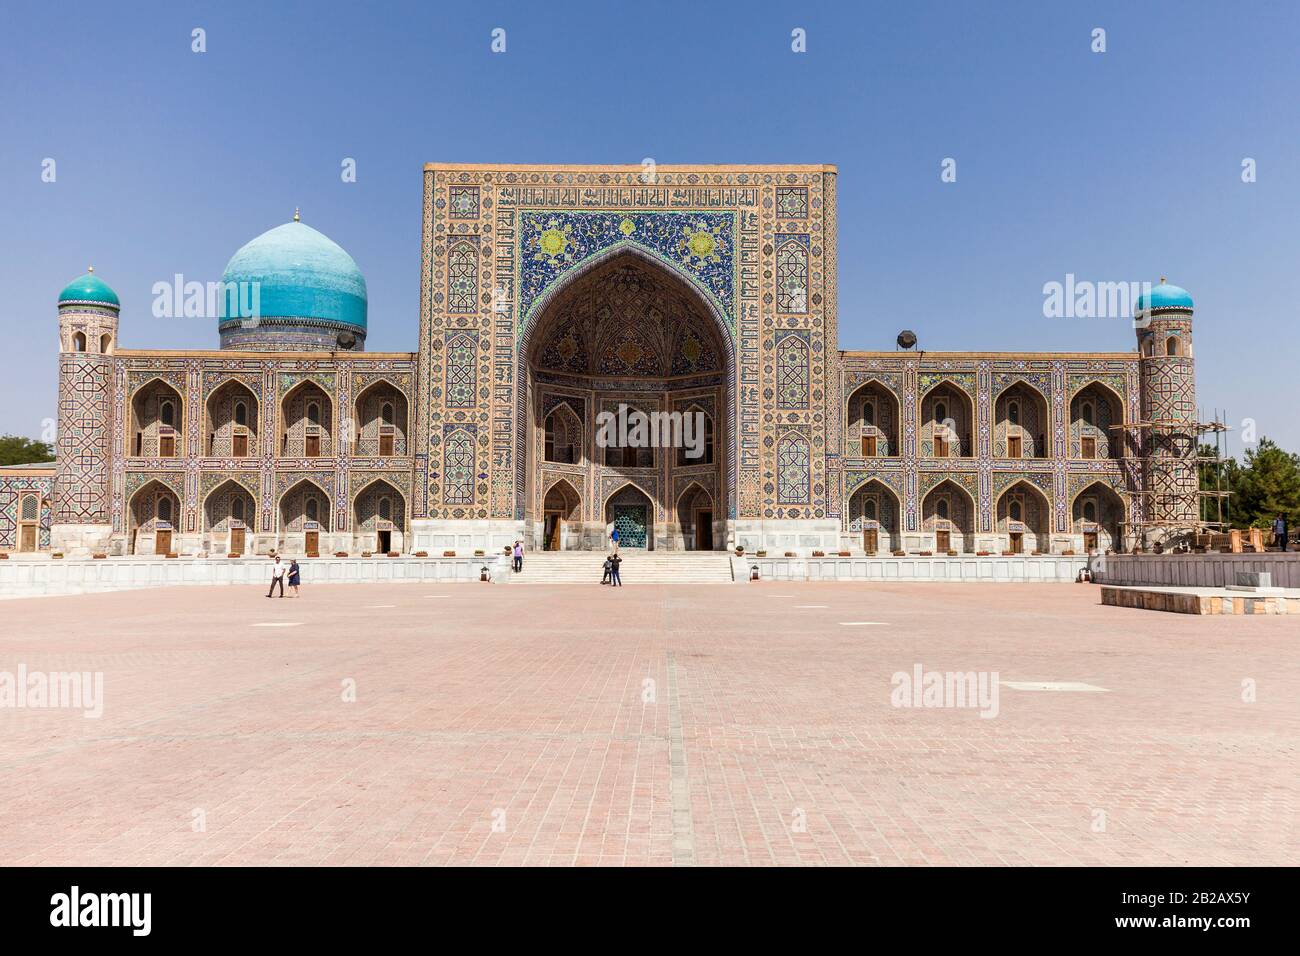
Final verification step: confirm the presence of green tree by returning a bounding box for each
[1230,438,1300,530]
[0,434,55,467]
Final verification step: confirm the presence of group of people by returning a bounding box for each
[508,530,627,586]
[266,554,301,597]
[601,552,623,586]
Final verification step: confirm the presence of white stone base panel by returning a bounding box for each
[739,553,1089,582]
[733,519,842,555]
[835,532,1107,557]
[50,524,113,556]
[409,519,524,556]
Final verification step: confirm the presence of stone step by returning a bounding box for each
[506,552,734,583]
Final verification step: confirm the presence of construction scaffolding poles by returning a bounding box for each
[1108,411,1232,543]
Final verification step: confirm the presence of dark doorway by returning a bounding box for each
[695,510,713,550]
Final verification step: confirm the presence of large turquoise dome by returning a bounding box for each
[1136,278,1193,312]
[58,269,119,308]
[218,217,367,350]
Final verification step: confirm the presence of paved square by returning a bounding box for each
[1,582,1296,866]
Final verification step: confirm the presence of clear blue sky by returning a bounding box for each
[2,0,1297,453]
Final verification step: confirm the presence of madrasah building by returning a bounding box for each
[0,164,1202,559]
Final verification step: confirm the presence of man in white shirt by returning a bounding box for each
[267,556,286,598]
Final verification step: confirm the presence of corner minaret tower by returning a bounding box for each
[51,268,119,554]
[1135,277,1198,547]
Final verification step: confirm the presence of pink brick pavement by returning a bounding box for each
[0,580,1295,866]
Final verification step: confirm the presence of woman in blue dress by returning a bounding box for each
[287,559,301,598]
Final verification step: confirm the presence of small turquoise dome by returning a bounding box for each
[1136,278,1193,312]
[219,218,367,331]
[58,269,119,308]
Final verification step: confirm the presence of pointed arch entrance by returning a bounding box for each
[542,478,581,551]
[605,483,655,551]
[128,479,181,554]
[675,482,716,551]
[1071,481,1125,554]
[203,479,257,555]
[353,479,407,553]
[921,479,976,553]
[278,478,331,556]
[518,249,734,550]
[847,479,901,553]
[996,480,1051,554]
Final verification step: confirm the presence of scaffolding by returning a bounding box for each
[1108,411,1232,550]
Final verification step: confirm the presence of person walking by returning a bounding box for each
[610,551,623,587]
[287,558,301,597]
[610,526,620,552]
[512,540,524,573]
[1274,514,1289,552]
[267,555,286,598]
[601,554,613,585]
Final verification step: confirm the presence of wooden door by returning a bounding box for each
[233,433,249,457]
[1081,437,1096,460]
[155,530,172,554]
[863,529,878,554]
[861,435,877,457]
[1009,532,1024,554]
[1083,531,1098,552]
[546,513,561,551]
[305,433,321,457]
[160,435,176,458]
[305,531,320,555]
[696,511,713,550]
[379,432,394,456]
[934,436,949,458]
[230,527,245,554]
[935,530,950,552]
[1007,435,1022,458]
[19,525,37,552]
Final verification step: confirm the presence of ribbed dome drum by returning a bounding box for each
[218,218,367,351]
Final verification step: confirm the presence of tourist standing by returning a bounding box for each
[601,554,612,585]
[513,540,524,572]
[611,527,620,552]
[1274,514,1288,552]
[267,556,286,598]
[287,558,301,597]
[610,552,623,587]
